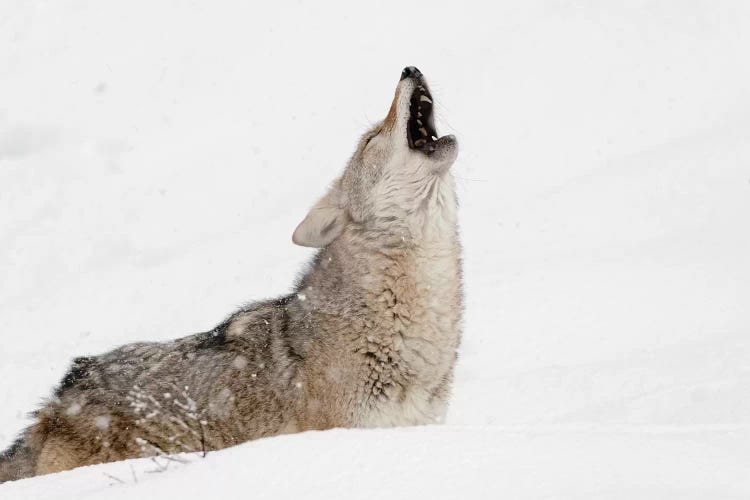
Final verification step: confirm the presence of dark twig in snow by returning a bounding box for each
[103,472,125,484]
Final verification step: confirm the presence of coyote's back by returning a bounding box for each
[0,66,462,482]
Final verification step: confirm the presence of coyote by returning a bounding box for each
[0,66,462,481]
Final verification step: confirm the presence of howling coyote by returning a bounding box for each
[0,66,462,481]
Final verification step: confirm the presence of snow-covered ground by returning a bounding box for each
[2,1,749,498]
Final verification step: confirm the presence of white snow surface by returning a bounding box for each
[1,1,750,498]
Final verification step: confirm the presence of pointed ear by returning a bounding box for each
[292,183,347,248]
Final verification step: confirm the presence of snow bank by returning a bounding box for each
[4,426,750,500]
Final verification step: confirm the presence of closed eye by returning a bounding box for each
[364,130,380,148]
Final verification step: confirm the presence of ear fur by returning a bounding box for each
[292,183,347,248]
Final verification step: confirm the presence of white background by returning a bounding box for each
[1,1,749,498]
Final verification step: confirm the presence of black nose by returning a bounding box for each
[400,66,422,81]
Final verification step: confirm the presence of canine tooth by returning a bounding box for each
[420,95,432,104]
[419,127,428,136]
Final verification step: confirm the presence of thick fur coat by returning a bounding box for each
[0,66,462,481]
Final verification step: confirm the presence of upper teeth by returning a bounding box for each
[411,86,436,147]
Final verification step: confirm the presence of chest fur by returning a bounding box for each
[356,246,462,426]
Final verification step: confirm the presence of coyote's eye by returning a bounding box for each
[363,130,379,149]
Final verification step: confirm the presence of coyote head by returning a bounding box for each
[293,66,459,248]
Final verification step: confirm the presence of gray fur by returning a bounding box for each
[0,69,462,481]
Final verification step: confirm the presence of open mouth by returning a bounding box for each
[407,85,439,154]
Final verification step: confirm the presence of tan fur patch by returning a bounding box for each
[382,87,401,132]
[35,437,86,476]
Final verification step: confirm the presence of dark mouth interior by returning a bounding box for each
[407,85,438,153]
